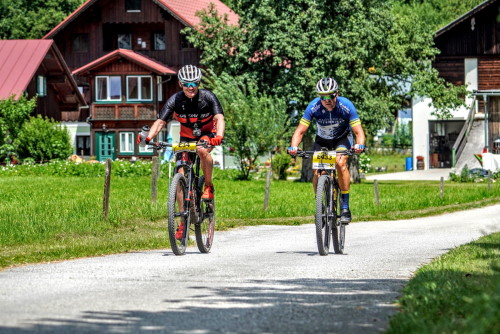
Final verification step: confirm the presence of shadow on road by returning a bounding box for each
[0,278,406,334]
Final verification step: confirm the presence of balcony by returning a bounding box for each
[92,104,157,121]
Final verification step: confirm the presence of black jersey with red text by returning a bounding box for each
[158,89,224,139]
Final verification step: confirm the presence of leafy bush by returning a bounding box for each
[0,158,244,179]
[449,165,499,182]
[0,95,36,162]
[358,153,372,173]
[272,153,291,180]
[15,115,73,162]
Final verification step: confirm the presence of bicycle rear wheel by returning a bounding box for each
[195,176,215,253]
[331,179,344,254]
[315,175,332,255]
[168,173,188,255]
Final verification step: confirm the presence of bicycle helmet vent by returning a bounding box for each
[178,65,202,83]
[316,77,339,95]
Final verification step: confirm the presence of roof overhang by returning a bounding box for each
[435,0,497,37]
[72,49,177,75]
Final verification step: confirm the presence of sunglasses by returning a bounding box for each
[182,82,199,88]
[319,93,337,101]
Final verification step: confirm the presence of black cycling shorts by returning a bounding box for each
[313,134,352,153]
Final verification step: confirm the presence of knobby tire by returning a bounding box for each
[195,176,215,253]
[315,175,331,255]
[168,173,188,255]
[331,179,343,254]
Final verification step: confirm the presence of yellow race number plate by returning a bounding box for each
[312,151,337,170]
[172,142,197,152]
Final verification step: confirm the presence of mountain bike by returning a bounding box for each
[149,140,215,255]
[295,148,354,255]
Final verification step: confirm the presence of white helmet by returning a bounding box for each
[178,65,202,83]
[316,77,339,95]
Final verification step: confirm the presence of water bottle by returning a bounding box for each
[138,125,150,147]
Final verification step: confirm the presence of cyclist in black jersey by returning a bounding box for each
[138,65,225,200]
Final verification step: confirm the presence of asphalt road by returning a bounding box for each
[1,205,499,334]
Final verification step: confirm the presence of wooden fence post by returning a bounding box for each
[374,179,380,206]
[151,156,160,203]
[264,167,272,211]
[440,176,444,199]
[102,158,112,219]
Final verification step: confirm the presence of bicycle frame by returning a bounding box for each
[149,140,216,255]
[294,148,351,255]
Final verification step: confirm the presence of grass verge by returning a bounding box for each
[0,176,499,270]
[386,232,500,334]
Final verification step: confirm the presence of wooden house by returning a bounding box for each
[412,0,500,170]
[44,0,238,161]
[0,39,85,122]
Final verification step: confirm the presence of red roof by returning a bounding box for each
[0,40,53,100]
[157,0,239,27]
[44,0,239,39]
[72,49,177,75]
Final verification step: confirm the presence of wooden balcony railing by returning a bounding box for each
[92,104,157,121]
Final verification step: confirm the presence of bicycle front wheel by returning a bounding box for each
[331,179,344,254]
[195,176,215,253]
[315,175,332,255]
[168,173,188,255]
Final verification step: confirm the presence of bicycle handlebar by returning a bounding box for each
[147,140,216,151]
[293,148,363,159]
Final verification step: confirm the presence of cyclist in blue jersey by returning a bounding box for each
[288,78,366,224]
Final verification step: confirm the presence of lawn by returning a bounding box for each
[1,174,498,269]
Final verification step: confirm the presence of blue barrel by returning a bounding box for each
[405,157,413,171]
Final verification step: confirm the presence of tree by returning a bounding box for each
[0,95,36,162]
[390,0,485,32]
[186,0,467,136]
[0,0,84,39]
[15,115,73,162]
[204,70,291,180]
[186,0,467,181]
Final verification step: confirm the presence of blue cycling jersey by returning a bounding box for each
[300,96,361,140]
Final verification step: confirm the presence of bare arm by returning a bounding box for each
[351,124,366,146]
[214,114,225,137]
[290,123,309,147]
[147,119,167,140]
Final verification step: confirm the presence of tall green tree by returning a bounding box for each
[204,70,291,180]
[0,0,84,39]
[186,0,467,136]
[390,0,485,31]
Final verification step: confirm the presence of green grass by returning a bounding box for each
[386,232,500,334]
[1,175,499,269]
[366,152,409,173]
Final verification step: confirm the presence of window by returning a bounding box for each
[72,34,89,52]
[154,32,166,50]
[118,34,132,49]
[96,76,122,102]
[120,132,134,154]
[76,136,91,156]
[125,0,141,12]
[37,76,46,97]
[127,76,152,101]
